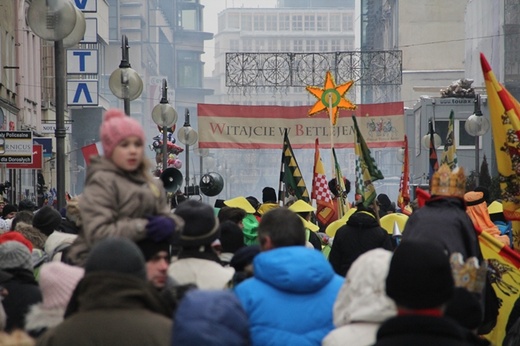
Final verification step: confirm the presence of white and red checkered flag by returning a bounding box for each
[312,138,335,226]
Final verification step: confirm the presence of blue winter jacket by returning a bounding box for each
[234,246,344,346]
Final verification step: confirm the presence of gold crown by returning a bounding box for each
[450,253,488,294]
[430,164,466,198]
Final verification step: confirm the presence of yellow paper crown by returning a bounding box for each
[430,164,466,198]
[450,253,488,294]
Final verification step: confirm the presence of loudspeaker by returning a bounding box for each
[160,168,183,192]
[199,172,224,197]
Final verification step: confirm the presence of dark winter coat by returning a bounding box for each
[37,272,172,346]
[402,197,480,259]
[2,268,42,332]
[328,211,393,277]
[374,315,472,346]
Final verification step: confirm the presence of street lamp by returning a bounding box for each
[109,35,143,116]
[151,79,177,171]
[177,109,198,195]
[422,119,442,150]
[465,94,490,185]
[27,0,86,210]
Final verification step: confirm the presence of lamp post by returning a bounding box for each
[27,0,85,210]
[109,35,143,116]
[151,79,177,171]
[177,109,198,195]
[465,94,490,186]
[422,119,442,150]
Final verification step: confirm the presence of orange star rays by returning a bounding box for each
[306,71,356,125]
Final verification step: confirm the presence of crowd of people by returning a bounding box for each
[0,108,517,345]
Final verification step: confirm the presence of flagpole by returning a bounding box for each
[328,93,335,177]
[328,93,341,219]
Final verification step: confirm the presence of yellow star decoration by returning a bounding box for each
[306,71,356,125]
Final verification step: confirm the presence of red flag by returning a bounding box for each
[312,138,335,226]
[397,135,410,214]
[81,142,103,166]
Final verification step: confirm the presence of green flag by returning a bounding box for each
[352,115,384,206]
[279,129,310,204]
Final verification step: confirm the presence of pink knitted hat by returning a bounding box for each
[100,108,145,159]
[39,262,85,310]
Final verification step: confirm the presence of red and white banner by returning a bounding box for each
[197,102,405,149]
[6,145,42,169]
[81,142,103,166]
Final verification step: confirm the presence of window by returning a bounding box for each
[342,13,353,31]
[317,14,328,31]
[267,39,277,51]
[255,39,264,51]
[330,14,341,31]
[243,39,252,51]
[230,39,239,51]
[280,39,291,51]
[266,14,277,31]
[228,13,240,29]
[254,15,265,31]
[242,14,252,31]
[279,14,290,31]
[292,15,303,31]
[108,0,119,41]
[306,40,315,52]
[304,15,315,31]
[344,38,354,50]
[294,39,303,51]
[318,40,328,51]
[331,39,341,51]
[181,9,199,30]
[434,119,482,149]
[177,51,202,88]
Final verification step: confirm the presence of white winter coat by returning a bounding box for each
[322,249,397,346]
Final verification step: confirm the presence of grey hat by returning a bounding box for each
[85,238,147,280]
[0,241,33,272]
[175,200,220,247]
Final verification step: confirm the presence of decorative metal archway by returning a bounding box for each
[226,50,402,88]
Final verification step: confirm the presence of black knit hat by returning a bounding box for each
[230,245,260,272]
[18,199,37,212]
[2,204,17,219]
[219,221,245,253]
[136,237,171,262]
[386,240,454,309]
[33,206,62,236]
[85,238,146,280]
[262,187,277,203]
[174,200,219,247]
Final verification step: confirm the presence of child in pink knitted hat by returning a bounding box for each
[66,109,183,266]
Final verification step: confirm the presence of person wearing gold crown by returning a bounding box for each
[402,164,498,335]
[403,164,479,259]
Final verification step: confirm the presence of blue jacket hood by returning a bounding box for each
[253,246,336,293]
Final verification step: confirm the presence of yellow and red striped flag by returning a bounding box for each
[477,226,520,345]
[312,138,335,226]
[481,53,520,221]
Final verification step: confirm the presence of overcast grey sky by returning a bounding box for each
[201,0,278,75]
